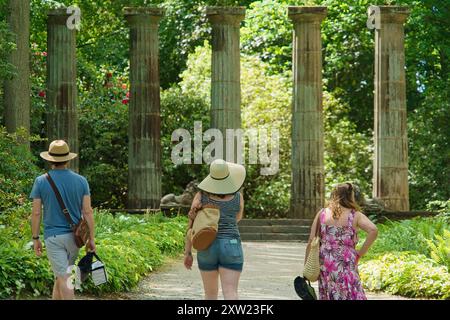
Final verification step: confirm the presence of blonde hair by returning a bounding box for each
[327,182,360,220]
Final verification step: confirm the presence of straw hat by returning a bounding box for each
[198,159,246,195]
[40,140,77,162]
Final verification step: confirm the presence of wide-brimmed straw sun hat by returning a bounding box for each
[198,159,246,195]
[40,140,77,162]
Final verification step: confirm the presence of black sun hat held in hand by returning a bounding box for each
[77,251,95,282]
[294,276,317,300]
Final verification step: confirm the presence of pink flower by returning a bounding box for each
[42,52,47,57]
[126,91,130,98]
[122,99,129,105]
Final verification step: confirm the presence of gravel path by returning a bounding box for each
[121,242,409,300]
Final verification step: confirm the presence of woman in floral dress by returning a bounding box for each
[305,183,378,300]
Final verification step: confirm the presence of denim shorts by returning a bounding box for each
[197,238,244,272]
[45,233,79,278]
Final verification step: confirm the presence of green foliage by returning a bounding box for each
[0,127,42,212]
[359,215,450,260]
[426,229,450,271]
[323,91,372,197]
[0,0,16,81]
[358,215,450,299]
[241,0,293,74]
[161,86,210,195]
[426,199,450,216]
[408,80,450,209]
[78,71,129,208]
[359,252,450,299]
[0,207,187,298]
[0,205,54,298]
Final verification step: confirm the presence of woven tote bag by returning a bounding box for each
[190,204,220,251]
[303,212,322,282]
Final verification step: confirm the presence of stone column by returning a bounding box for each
[288,7,327,219]
[373,6,410,211]
[206,7,245,163]
[124,7,163,209]
[4,0,30,142]
[47,9,78,171]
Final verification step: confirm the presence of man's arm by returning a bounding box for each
[31,198,43,256]
[82,195,95,251]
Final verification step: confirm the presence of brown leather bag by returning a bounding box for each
[45,173,90,248]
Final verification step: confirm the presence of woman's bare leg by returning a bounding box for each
[200,270,219,300]
[219,267,241,300]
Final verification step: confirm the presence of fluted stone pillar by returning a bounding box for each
[288,7,327,219]
[206,7,245,162]
[47,9,78,171]
[4,0,30,142]
[373,6,410,211]
[124,7,163,209]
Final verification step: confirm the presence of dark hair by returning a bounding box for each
[48,161,68,166]
[327,182,360,219]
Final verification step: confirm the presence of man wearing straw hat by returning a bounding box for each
[30,140,95,300]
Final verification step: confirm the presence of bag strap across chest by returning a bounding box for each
[45,173,76,230]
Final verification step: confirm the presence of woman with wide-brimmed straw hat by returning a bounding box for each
[30,140,95,300]
[184,159,246,300]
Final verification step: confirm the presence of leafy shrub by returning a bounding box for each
[0,207,187,298]
[0,127,42,212]
[426,229,450,271]
[360,216,450,261]
[359,252,450,299]
[78,86,129,208]
[0,205,54,298]
[81,212,187,294]
[357,214,450,299]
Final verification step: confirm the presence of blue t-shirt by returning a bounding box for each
[29,169,90,240]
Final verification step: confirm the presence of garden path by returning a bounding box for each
[119,242,410,300]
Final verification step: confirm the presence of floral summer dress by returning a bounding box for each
[318,208,367,300]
